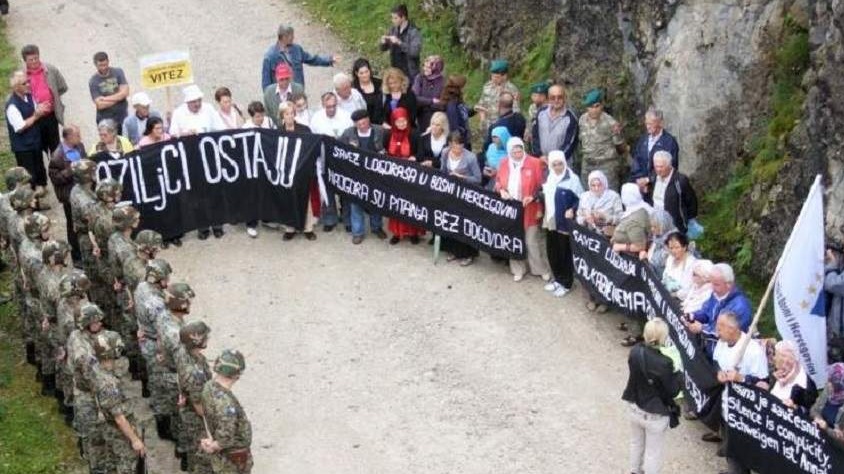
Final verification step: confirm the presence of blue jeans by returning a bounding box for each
[350,202,382,237]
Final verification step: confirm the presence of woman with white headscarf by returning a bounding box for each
[680,259,714,314]
[542,151,583,297]
[756,340,818,410]
[611,183,651,257]
[577,170,623,238]
[496,137,550,282]
[645,209,677,277]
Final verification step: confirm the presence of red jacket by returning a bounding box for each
[495,155,545,228]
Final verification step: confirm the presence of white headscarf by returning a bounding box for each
[620,183,651,218]
[506,136,526,159]
[506,137,526,199]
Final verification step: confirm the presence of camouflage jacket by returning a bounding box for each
[107,232,135,284]
[201,380,252,451]
[578,111,624,165]
[67,329,98,394]
[177,351,211,408]
[94,364,135,424]
[133,282,166,338]
[18,238,44,293]
[69,185,96,234]
[56,296,87,348]
[36,265,68,323]
[476,80,520,131]
[156,311,184,372]
[122,255,147,292]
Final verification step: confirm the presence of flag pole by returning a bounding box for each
[729,175,823,370]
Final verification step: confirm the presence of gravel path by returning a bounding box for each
[8,1,722,472]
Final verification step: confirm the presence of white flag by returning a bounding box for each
[774,174,827,386]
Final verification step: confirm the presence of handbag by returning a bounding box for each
[635,345,681,428]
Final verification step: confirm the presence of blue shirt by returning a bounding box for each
[261,43,333,90]
[63,144,81,162]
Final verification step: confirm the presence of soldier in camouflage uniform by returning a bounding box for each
[133,258,173,439]
[200,349,252,474]
[56,269,92,425]
[36,240,71,404]
[177,321,213,473]
[89,178,123,331]
[69,159,98,292]
[578,89,627,191]
[8,186,37,363]
[19,212,50,388]
[91,329,146,474]
[157,282,196,462]
[474,60,521,135]
[107,204,141,378]
[67,302,108,474]
[0,167,31,265]
[121,229,162,397]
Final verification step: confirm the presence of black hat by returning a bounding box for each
[351,109,369,121]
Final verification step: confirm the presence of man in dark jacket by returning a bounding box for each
[5,70,47,190]
[379,4,422,81]
[644,151,697,234]
[481,92,525,167]
[49,124,86,263]
[529,84,578,166]
[630,108,679,188]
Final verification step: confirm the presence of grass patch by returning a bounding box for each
[0,20,86,474]
[697,17,809,335]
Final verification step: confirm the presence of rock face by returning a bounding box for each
[443,0,843,277]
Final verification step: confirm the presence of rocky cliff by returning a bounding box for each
[426,0,842,279]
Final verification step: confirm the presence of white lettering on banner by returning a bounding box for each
[572,255,648,313]
[388,194,429,222]
[331,145,361,166]
[364,156,418,184]
[645,276,697,360]
[199,136,223,184]
[462,218,524,253]
[433,210,460,233]
[429,175,456,195]
[276,136,301,188]
[603,247,637,276]
[327,169,370,201]
[455,186,519,220]
[683,372,710,412]
[215,134,240,182]
[572,229,602,254]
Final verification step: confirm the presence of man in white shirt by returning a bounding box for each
[5,70,49,196]
[651,151,673,210]
[168,85,225,137]
[310,92,353,231]
[332,72,367,116]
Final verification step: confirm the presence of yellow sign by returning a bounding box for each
[139,51,193,89]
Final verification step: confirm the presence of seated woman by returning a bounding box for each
[644,209,676,278]
[95,119,134,158]
[137,117,172,148]
[810,363,844,447]
[680,259,714,314]
[440,131,481,265]
[662,232,697,300]
[756,340,818,412]
[577,170,623,238]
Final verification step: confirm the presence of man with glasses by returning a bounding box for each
[578,88,627,190]
[5,71,49,196]
[530,84,578,167]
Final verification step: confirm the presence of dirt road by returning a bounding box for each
[8,1,722,472]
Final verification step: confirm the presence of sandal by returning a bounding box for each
[620,335,638,347]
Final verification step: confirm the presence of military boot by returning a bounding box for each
[41,374,56,397]
[25,342,36,365]
[155,415,174,440]
[129,356,140,380]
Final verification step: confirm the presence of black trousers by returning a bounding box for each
[545,231,574,289]
[14,150,48,187]
[39,113,60,156]
[442,236,479,259]
[62,200,81,262]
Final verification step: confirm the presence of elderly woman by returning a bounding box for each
[542,151,583,297]
[352,58,385,125]
[755,340,818,410]
[622,319,682,474]
[440,131,481,265]
[412,55,445,132]
[137,117,172,149]
[416,111,448,169]
[612,183,651,257]
[483,126,511,190]
[385,107,425,245]
[577,170,623,238]
[496,137,550,282]
[95,119,134,158]
[662,232,697,300]
[382,67,417,129]
[214,86,244,129]
[811,363,844,447]
[681,259,714,314]
[643,209,676,277]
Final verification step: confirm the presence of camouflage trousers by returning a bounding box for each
[25,296,43,366]
[211,451,253,474]
[73,393,109,474]
[39,321,58,376]
[89,273,118,330]
[57,360,73,404]
[117,303,139,362]
[180,406,213,473]
[101,418,139,474]
[18,286,34,344]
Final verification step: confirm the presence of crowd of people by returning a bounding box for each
[6,3,844,474]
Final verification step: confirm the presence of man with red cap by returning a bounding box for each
[263,62,304,126]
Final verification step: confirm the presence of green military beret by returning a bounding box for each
[489,59,509,74]
[530,82,550,95]
[582,88,603,107]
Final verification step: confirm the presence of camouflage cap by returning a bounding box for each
[213,349,246,377]
[95,178,122,202]
[4,166,31,190]
[145,258,172,283]
[165,282,195,311]
[41,239,70,265]
[71,159,96,184]
[179,321,211,350]
[111,203,140,231]
[135,230,163,251]
[23,212,50,240]
[9,186,36,212]
[60,269,91,298]
[77,302,104,330]
[92,330,124,360]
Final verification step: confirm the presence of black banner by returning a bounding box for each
[724,384,844,474]
[95,129,319,239]
[569,223,722,421]
[323,138,526,259]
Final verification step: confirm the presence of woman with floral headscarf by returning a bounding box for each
[681,259,714,314]
[385,107,424,244]
[412,55,445,132]
[577,170,623,238]
[756,340,818,411]
[811,363,844,446]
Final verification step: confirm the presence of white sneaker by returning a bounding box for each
[513,274,524,282]
[247,227,258,238]
[544,281,559,292]
[553,286,570,298]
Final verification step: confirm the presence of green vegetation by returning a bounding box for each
[300,0,556,109]
[0,21,85,474]
[697,17,810,335]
